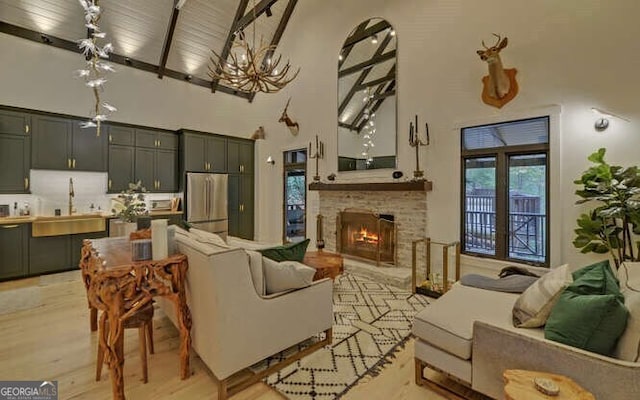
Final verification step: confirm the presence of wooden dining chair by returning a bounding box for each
[96,302,155,383]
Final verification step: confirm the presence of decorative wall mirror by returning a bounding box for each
[338,18,397,171]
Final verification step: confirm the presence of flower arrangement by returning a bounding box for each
[111,181,148,223]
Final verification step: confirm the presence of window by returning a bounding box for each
[461,117,549,266]
[283,149,307,243]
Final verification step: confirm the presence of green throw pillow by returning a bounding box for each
[544,260,628,356]
[259,238,310,262]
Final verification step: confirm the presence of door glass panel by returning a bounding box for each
[283,149,307,243]
[464,157,496,255]
[508,154,546,263]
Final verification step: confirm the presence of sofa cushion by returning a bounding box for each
[263,257,316,295]
[189,228,230,248]
[412,284,518,360]
[512,264,572,328]
[614,262,640,361]
[259,238,310,262]
[245,250,266,296]
[545,260,628,356]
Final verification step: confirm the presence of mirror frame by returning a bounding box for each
[337,17,397,172]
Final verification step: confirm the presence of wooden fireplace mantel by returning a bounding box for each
[309,180,432,192]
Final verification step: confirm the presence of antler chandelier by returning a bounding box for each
[208,4,299,94]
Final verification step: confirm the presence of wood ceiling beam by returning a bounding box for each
[342,20,391,48]
[355,71,395,91]
[338,20,369,69]
[0,21,252,100]
[249,0,298,102]
[356,80,396,131]
[235,0,280,31]
[211,0,250,92]
[157,0,181,79]
[339,121,358,131]
[338,50,396,77]
[338,32,393,116]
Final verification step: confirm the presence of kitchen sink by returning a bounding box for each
[32,215,106,237]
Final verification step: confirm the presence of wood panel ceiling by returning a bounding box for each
[0,0,298,101]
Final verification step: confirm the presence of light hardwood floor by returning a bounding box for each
[0,271,451,400]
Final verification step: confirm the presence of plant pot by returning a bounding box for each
[109,220,137,238]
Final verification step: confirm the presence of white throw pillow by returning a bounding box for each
[614,262,640,361]
[263,257,316,295]
[189,228,229,248]
[513,263,572,328]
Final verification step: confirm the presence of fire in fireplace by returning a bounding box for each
[337,209,396,266]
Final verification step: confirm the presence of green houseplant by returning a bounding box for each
[111,181,148,223]
[573,148,640,268]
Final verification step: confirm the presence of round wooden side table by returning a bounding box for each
[503,369,595,400]
[303,250,344,281]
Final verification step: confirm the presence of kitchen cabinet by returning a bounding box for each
[0,223,29,280]
[108,145,135,193]
[30,230,107,275]
[135,147,177,193]
[180,131,227,176]
[107,125,135,146]
[32,115,107,171]
[0,110,31,194]
[228,174,254,240]
[227,138,254,174]
[135,128,178,151]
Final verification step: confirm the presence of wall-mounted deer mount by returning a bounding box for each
[279,97,299,136]
[476,34,518,109]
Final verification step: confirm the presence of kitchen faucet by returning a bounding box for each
[69,178,75,215]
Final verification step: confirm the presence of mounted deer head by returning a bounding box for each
[476,33,518,108]
[279,97,299,136]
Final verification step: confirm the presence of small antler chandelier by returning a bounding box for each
[208,5,299,94]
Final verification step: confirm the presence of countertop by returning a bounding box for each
[0,210,183,225]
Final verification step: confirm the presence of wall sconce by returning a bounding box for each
[266,156,275,165]
[591,107,630,132]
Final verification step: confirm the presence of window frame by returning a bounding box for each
[460,116,550,267]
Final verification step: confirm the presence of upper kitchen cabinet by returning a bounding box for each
[0,109,31,193]
[31,115,107,171]
[179,130,227,189]
[107,125,135,146]
[135,129,178,193]
[227,138,255,174]
[135,128,178,151]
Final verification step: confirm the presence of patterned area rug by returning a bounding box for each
[258,273,429,399]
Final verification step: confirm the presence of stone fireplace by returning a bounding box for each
[337,210,396,266]
[311,181,431,272]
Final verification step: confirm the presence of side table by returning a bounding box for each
[503,369,595,400]
[303,250,344,281]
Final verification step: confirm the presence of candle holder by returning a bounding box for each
[316,214,325,250]
[309,134,325,181]
[409,115,430,179]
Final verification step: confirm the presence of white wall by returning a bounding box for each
[2,0,640,270]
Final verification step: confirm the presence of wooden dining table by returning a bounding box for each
[79,236,192,400]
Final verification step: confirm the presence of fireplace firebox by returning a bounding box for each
[336,209,396,266]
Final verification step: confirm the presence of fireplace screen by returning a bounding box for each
[337,210,396,266]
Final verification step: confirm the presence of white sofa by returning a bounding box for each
[159,228,333,399]
[412,271,640,399]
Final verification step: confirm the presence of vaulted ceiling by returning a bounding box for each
[0,0,298,101]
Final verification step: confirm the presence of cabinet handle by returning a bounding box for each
[157,180,161,190]
[24,177,29,190]
[108,179,112,190]
[25,124,30,134]
[158,140,161,147]
[109,134,112,143]
[72,159,76,169]
[2,225,19,229]
[68,158,71,169]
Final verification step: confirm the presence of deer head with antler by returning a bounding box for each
[279,97,299,136]
[476,33,518,108]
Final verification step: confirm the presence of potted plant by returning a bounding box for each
[110,181,148,237]
[573,148,640,269]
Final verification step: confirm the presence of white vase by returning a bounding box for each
[109,220,137,238]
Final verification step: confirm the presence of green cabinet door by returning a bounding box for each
[156,149,177,192]
[157,131,178,150]
[135,128,157,148]
[32,115,72,170]
[72,123,108,171]
[135,147,156,191]
[0,134,30,193]
[228,139,254,174]
[0,223,29,280]
[239,174,255,240]
[182,134,207,173]
[0,109,30,136]
[108,145,135,193]
[29,235,71,274]
[207,136,227,173]
[107,125,135,146]
[228,174,240,237]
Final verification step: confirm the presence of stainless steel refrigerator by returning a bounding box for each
[185,173,228,237]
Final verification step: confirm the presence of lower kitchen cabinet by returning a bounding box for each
[29,230,107,275]
[0,223,29,280]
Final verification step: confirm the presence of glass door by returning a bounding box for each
[283,149,307,243]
